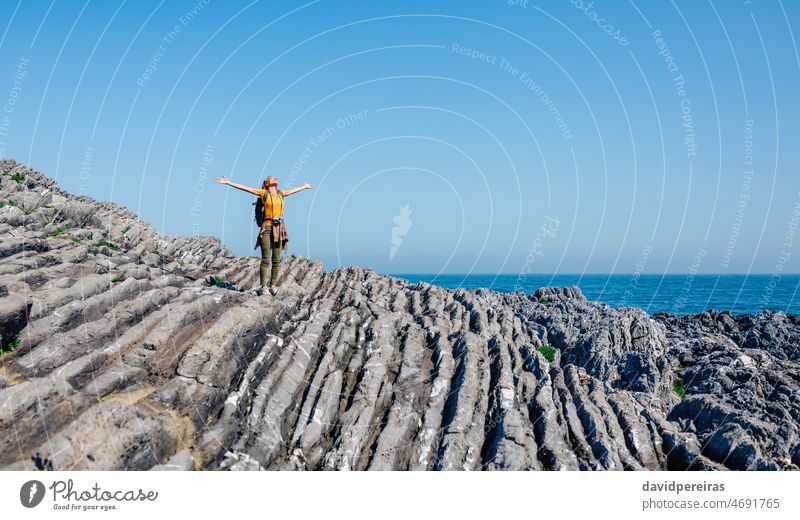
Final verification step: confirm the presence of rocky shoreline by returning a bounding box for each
[1,159,798,471]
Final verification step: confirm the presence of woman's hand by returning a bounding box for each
[215,177,260,196]
[303,181,313,190]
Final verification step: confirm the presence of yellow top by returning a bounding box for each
[258,188,285,225]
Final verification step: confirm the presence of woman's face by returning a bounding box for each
[267,176,278,187]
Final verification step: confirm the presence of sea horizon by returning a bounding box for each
[385,273,800,316]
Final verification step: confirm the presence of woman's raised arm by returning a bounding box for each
[215,176,261,196]
[282,181,314,197]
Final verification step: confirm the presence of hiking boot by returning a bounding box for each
[253,286,266,296]
[269,285,278,296]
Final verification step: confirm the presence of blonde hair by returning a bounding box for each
[263,176,278,189]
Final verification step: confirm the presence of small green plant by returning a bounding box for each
[672,377,686,400]
[6,199,16,207]
[538,344,556,363]
[111,274,125,283]
[151,248,163,257]
[46,226,66,237]
[539,298,551,305]
[1,336,21,356]
[0,201,4,209]
[71,236,82,244]
[87,231,93,240]
[213,275,223,284]
[91,240,121,251]
[10,172,25,183]
[121,224,132,236]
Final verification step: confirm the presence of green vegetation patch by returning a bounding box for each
[7,172,26,183]
[91,240,122,252]
[1,336,21,356]
[46,224,72,237]
[538,344,556,363]
[673,377,686,400]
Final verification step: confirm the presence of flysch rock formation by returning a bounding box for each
[0,158,798,471]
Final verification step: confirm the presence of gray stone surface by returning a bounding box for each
[0,294,30,346]
[0,159,798,471]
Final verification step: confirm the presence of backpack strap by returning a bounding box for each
[264,188,285,200]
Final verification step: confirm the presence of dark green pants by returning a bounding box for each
[259,226,283,287]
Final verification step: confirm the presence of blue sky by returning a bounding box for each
[0,0,798,275]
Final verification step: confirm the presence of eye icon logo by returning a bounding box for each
[20,480,45,508]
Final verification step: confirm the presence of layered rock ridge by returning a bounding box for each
[1,159,797,471]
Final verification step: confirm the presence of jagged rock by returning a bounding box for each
[150,449,196,471]
[0,294,30,346]
[534,285,586,302]
[0,159,798,471]
[703,423,762,470]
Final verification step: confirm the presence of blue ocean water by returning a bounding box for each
[388,274,800,316]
